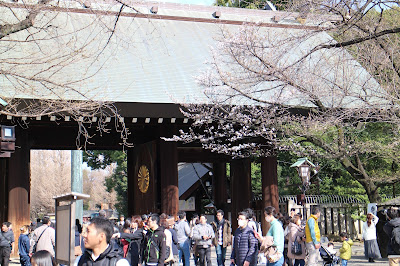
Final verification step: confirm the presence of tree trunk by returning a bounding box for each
[340,157,381,203]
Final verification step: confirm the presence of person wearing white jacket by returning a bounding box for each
[362,213,381,263]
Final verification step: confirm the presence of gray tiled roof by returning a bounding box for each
[178,162,211,197]
[0,1,380,107]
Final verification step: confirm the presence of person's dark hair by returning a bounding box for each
[132,215,143,228]
[297,213,303,219]
[141,214,148,222]
[2,222,11,228]
[75,219,82,234]
[290,208,295,212]
[327,242,334,248]
[281,215,291,227]
[264,206,277,218]
[199,214,206,219]
[192,213,199,219]
[42,217,50,225]
[149,213,160,225]
[216,210,224,216]
[339,232,348,238]
[387,208,400,219]
[31,250,56,266]
[123,219,131,231]
[367,213,373,227]
[178,211,186,220]
[244,208,254,218]
[90,217,113,244]
[311,206,321,215]
[160,217,169,228]
[238,211,250,220]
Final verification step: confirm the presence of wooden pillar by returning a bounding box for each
[230,159,251,231]
[127,149,135,216]
[159,140,179,217]
[261,157,279,234]
[213,163,228,212]
[8,127,31,257]
[0,158,8,223]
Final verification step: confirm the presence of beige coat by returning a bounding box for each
[30,225,55,257]
[287,222,306,260]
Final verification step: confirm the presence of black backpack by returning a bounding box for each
[391,226,400,254]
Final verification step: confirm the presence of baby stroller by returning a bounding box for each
[319,246,340,266]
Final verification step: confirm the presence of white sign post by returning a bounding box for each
[54,192,90,265]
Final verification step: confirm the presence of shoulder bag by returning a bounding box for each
[32,227,48,254]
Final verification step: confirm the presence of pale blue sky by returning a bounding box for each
[157,0,215,6]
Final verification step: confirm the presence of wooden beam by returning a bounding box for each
[178,147,230,163]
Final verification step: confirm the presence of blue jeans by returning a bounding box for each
[179,240,190,266]
[20,255,31,266]
[293,259,305,266]
[267,255,284,266]
[341,259,347,266]
[215,245,227,266]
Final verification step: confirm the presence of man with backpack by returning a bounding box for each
[141,214,166,266]
[384,208,400,266]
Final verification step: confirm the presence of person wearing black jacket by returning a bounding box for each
[230,211,258,266]
[0,222,14,266]
[74,217,129,266]
[383,208,400,265]
[141,214,166,266]
[119,227,144,265]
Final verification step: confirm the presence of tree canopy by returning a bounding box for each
[84,150,128,215]
[168,1,400,202]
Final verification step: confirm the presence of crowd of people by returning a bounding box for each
[2,206,400,266]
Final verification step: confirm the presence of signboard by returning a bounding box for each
[368,203,377,215]
[179,197,195,211]
[56,205,72,263]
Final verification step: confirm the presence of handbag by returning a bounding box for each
[260,236,282,263]
[291,238,302,255]
[265,246,282,263]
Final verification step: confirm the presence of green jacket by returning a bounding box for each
[339,238,353,260]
